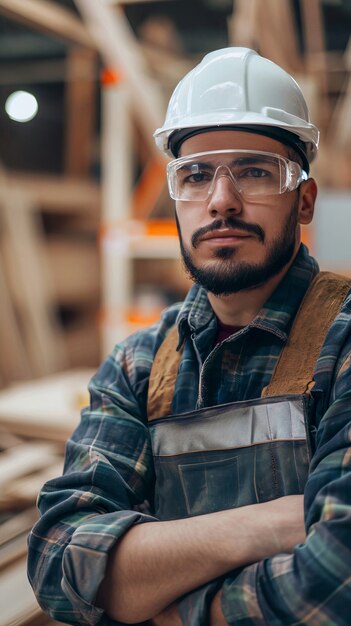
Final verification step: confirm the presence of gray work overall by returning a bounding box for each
[147,272,350,521]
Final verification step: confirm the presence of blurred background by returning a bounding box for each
[0,0,350,622]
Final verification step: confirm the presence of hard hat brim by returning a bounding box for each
[154,112,319,164]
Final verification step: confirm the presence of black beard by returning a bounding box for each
[176,203,299,296]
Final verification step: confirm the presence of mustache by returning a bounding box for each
[191,217,265,248]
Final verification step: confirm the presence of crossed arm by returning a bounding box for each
[97,494,305,624]
[28,328,351,626]
[28,392,351,626]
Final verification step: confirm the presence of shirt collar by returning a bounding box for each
[177,244,319,345]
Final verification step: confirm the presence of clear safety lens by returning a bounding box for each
[167,149,308,201]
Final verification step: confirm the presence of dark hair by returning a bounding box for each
[286,145,304,170]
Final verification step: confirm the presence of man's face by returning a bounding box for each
[174,130,312,295]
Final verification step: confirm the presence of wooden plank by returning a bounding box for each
[0,461,63,510]
[0,369,93,442]
[0,532,28,571]
[0,508,38,546]
[0,443,60,489]
[0,430,23,451]
[0,556,42,626]
[0,0,94,47]
[64,47,98,177]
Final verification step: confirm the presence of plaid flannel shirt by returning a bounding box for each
[28,244,351,625]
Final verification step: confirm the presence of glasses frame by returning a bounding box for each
[167,149,308,202]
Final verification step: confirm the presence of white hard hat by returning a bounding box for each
[154,47,319,170]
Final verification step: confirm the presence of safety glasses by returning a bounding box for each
[167,149,308,202]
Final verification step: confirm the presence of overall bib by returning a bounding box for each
[147,272,350,521]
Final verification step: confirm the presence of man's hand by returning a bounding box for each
[97,495,305,624]
[210,591,228,626]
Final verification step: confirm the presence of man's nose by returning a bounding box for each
[207,170,243,217]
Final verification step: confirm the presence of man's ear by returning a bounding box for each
[298,178,317,225]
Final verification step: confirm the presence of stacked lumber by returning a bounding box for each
[0,437,64,625]
[0,368,94,626]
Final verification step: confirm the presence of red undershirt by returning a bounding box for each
[214,319,244,345]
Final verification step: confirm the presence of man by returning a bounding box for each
[28,48,351,626]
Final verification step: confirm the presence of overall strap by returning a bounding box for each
[147,326,181,421]
[147,271,351,420]
[262,271,351,396]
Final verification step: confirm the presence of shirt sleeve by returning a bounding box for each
[27,335,159,626]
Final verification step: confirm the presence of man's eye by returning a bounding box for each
[189,172,208,182]
[240,167,269,178]
[183,171,211,184]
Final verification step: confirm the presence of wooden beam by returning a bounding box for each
[74,0,165,157]
[300,0,325,57]
[100,77,134,355]
[324,37,351,150]
[0,0,94,48]
[328,49,351,149]
[64,47,97,177]
[228,0,259,48]
[109,0,178,3]
[0,250,32,386]
[131,158,166,220]
[256,0,302,73]
[0,186,68,376]
[0,169,33,386]
[0,59,67,86]
[300,0,328,98]
[6,171,101,214]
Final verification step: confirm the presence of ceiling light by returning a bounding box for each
[5,90,39,123]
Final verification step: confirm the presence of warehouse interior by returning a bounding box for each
[0,0,350,621]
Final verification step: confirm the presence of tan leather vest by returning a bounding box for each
[147,272,350,521]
